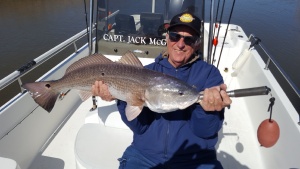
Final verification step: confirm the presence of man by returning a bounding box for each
[92,12,231,169]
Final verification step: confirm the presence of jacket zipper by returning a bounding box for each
[163,69,177,160]
[164,120,170,160]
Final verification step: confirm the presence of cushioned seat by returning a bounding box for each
[115,14,136,36]
[75,123,133,169]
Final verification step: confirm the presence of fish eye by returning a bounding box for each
[178,91,184,96]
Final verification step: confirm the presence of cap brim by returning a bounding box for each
[167,23,200,36]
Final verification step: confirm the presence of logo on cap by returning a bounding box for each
[179,13,194,23]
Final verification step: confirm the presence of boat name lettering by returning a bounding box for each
[127,36,147,44]
[102,34,166,46]
[148,38,166,46]
[103,34,124,42]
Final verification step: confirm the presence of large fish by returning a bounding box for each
[22,51,200,121]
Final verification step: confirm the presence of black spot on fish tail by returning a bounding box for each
[22,81,60,112]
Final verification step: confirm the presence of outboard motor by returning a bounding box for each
[165,0,196,20]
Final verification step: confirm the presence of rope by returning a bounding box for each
[268,97,275,121]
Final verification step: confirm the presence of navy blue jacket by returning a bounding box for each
[117,54,224,167]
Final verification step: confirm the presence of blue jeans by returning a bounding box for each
[118,146,158,169]
[118,146,223,169]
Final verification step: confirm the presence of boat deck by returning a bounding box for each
[29,98,89,169]
[28,93,265,169]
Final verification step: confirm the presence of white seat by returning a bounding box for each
[0,157,20,169]
[75,98,132,168]
[74,123,133,169]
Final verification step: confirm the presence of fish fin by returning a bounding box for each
[125,94,145,121]
[117,51,143,67]
[78,90,93,101]
[65,53,113,74]
[22,81,60,112]
[127,93,145,106]
[125,105,143,121]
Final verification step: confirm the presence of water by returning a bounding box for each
[0,0,86,77]
[229,0,300,90]
[0,0,299,106]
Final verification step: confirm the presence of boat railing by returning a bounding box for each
[0,28,93,92]
[249,34,299,98]
[249,34,300,114]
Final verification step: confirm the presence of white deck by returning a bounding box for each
[27,92,266,169]
[26,96,264,169]
[28,97,132,169]
[29,98,89,169]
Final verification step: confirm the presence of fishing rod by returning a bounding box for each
[198,86,271,100]
[217,0,236,68]
[212,0,221,38]
[212,0,226,64]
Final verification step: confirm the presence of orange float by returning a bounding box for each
[212,38,218,46]
[257,119,280,148]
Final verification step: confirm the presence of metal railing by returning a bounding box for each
[0,28,90,91]
[249,34,300,99]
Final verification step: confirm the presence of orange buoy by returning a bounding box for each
[212,38,218,46]
[257,119,280,148]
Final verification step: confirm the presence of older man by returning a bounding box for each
[93,12,231,169]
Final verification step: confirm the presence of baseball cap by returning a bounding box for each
[167,12,201,36]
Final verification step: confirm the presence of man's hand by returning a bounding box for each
[92,81,115,101]
[199,84,232,111]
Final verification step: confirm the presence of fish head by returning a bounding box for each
[145,77,199,113]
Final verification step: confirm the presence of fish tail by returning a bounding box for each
[22,81,60,112]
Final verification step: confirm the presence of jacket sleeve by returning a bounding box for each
[117,100,155,134]
[189,65,225,138]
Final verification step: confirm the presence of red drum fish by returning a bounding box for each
[22,51,199,121]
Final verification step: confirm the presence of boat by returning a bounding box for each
[0,0,299,168]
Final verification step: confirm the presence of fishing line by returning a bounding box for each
[217,0,236,68]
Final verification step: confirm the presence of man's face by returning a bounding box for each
[166,25,199,68]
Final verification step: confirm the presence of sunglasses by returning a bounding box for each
[168,32,199,46]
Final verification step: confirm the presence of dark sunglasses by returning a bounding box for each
[168,32,199,45]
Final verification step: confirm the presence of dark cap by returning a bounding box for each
[167,12,201,36]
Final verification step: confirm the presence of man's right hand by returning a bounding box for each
[92,81,115,101]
